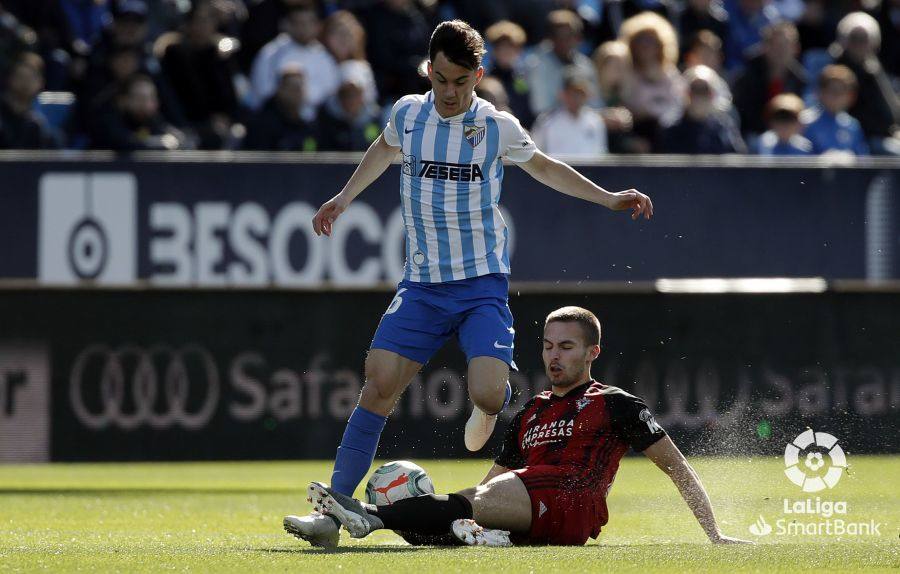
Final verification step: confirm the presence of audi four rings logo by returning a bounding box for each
[70,345,220,430]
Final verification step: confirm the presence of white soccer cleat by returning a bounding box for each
[283,513,340,548]
[451,519,513,547]
[464,407,498,452]
[307,482,380,539]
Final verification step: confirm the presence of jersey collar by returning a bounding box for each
[425,90,479,122]
[550,379,594,399]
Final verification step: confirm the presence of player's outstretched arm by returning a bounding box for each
[518,150,653,220]
[643,436,753,544]
[312,134,400,236]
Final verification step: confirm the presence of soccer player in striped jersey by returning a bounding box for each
[285,20,652,548]
[301,307,751,547]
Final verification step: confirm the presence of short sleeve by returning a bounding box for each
[495,111,536,163]
[494,405,528,469]
[606,390,667,452]
[383,102,401,147]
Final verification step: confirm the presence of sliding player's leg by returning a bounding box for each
[449,472,531,547]
[306,472,530,544]
[463,472,531,531]
[308,482,474,539]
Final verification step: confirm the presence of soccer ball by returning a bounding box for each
[365,460,434,505]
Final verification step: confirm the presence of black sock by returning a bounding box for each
[368,493,473,535]
[398,531,465,546]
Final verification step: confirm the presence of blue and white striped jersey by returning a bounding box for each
[383,90,536,283]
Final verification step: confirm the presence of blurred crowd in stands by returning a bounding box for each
[0,0,898,156]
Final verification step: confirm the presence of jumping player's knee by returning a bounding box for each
[467,357,511,413]
[469,378,509,414]
[471,387,505,414]
[358,384,393,415]
[360,373,398,413]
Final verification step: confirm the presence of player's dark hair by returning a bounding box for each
[545,306,601,346]
[429,20,486,71]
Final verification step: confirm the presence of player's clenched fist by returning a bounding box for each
[312,194,350,237]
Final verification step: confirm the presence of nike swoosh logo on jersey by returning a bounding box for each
[404,127,421,134]
[493,341,513,349]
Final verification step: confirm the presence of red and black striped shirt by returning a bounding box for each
[496,380,667,493]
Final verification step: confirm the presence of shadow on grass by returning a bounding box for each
[256,546,436,554]
[257,542,753,554]
[596,542,720,550]
[0,488,296,495]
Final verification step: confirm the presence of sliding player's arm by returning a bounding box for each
[312,133,400,236]
[643,436,753,544]
[519,150,653,220]
[483,403,528,485]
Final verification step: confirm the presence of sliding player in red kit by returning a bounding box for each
[301,306,751,546]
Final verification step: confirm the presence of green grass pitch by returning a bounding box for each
[1,456,897,572]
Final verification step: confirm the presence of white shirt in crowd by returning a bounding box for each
[249,33,340,115]
[531,106,608,158]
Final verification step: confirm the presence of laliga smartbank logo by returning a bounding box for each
[748,429,883,538]
[783,428,846,492]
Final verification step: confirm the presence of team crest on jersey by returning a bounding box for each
[464,124,485,148]
[576,397,592,412]
[402,153,416,176]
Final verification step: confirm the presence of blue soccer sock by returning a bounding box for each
[331,406,387,496]
[485,381,513,416]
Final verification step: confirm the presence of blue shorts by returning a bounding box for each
[370,273,516,369]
